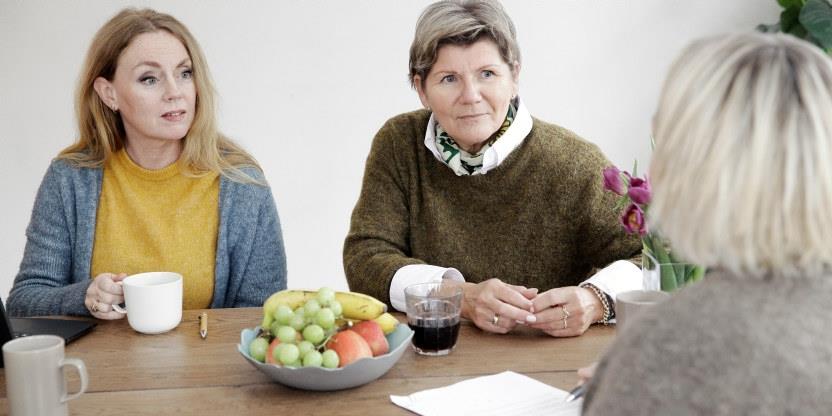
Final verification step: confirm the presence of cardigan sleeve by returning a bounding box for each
[221,169,286,308]
[343,117,426,306]
[7,162,93,317]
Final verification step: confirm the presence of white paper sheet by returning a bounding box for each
[390,371,582,416]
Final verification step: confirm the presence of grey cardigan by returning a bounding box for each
[7,159,287,316]
[583,270,832,415]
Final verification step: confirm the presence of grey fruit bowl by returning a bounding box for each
[237,323,413,391]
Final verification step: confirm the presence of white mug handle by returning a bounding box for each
[112,304,127,314]
[60,358,88,403]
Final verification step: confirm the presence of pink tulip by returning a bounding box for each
[628,175,652,205]
[620,203,648,236]
[602,166,625,195]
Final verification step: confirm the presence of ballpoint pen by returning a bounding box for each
[199,312,208,339]
[564,384,586,402]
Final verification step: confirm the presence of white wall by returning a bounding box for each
[0,0,779,301]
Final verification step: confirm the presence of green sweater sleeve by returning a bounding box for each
[574,143,642,269]
[343,117,425,306]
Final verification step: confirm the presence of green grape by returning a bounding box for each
[285,359,302,368]
[272,343,287,364]
[273,305,294,325]
[269,321,282,337]
[302,350,323,367]
[316,287,336,307]
[304,299,321,317]
[278,343,300,365]
[322,349,340,368]
[289,314,306,331]
[297,340,315,357]
[316,308,336,330]
[329,300,343,317]
[277,326,297,344]
[302,324,325,345]
[249,337,269,363]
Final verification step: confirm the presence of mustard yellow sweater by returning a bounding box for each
[91,150,219,309]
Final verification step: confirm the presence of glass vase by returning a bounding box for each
[642,250,704,292]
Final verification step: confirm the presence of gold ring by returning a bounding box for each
[491,314,500,326]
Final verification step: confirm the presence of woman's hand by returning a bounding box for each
[577,362,597,385]
[85,272,127,320]
[449,279,538,334]
[528,286,602,337]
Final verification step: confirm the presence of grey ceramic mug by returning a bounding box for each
[616,290,671,333]
[3,335,88,416]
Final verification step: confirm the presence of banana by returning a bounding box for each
[261,289,387,328]
[334,291,387,321]
[373,312,400,335]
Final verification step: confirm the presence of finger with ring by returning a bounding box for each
[491,314,500,326]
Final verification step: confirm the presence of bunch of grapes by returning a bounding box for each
[249,287,342,368]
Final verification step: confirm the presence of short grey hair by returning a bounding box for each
[650,32,832,278]
[408,0,520,88]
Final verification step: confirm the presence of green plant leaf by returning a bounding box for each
[801,0,832,50]
[781,5,803,33]
[779,0,805,9]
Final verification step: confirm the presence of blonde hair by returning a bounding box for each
[59,8,263,184]
[409,0,520,88]
[651,32,832,278]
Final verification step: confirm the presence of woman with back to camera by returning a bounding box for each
[344,0,641,337]
[582,33,832,414]
[7,8,287,318]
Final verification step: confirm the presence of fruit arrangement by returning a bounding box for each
[249,288,400,369]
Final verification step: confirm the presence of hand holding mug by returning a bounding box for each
[85,272,127,320]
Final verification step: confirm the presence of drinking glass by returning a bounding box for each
[404,282,463,356]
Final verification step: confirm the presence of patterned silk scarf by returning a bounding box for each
[434,102,517,176]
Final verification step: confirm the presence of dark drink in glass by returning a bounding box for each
[404,284,463,356]
[408,300,461,355]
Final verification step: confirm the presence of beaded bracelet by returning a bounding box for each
[580,283,613,325]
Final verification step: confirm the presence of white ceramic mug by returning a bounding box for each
[112,271,183,334]
[616,290,671,333]
[3,335,88,416]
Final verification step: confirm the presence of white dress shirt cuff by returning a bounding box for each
[389,264,465,312]
[581,260,643,303]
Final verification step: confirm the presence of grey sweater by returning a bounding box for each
[583,270,832,415]
[8,159,287,316]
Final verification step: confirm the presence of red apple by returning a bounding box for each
[326,329,372,367]
[266,338,281,364]
[351,320,389,357]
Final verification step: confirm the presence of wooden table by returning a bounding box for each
[0,308,615,415]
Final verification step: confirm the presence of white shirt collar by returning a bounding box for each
[423,98,533,175]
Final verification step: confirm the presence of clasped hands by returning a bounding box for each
[447,278,604,337]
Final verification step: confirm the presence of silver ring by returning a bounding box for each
[491,314,500,326]
[562,318,568,329]
[91,301,99,313]
[561,305,570,319]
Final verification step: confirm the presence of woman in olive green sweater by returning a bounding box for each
[344,0,640,337]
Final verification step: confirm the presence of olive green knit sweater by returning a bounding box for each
[344,110,640,306]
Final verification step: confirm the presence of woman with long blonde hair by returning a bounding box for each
[8,8,286,318]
